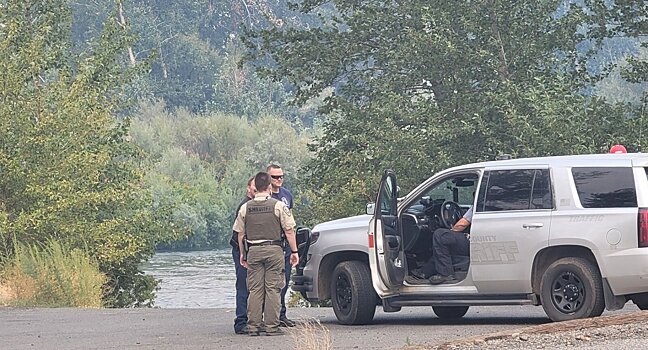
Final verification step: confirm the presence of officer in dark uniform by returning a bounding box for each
[230,176,255,334]
[266,163,296,327]
[233,172,299,336]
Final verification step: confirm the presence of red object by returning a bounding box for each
[609,144,627,154]
[638,209,648,248]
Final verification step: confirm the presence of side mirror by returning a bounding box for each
[366,203,375,215]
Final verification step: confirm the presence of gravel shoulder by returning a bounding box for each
[406,310,648,350]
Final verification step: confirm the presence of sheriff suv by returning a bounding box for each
[292,153,648,325]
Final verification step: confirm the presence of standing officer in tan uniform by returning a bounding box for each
[233,171,299,336]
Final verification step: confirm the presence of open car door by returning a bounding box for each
[372,170,406,293]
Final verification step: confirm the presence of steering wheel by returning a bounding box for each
[439,200,463,229]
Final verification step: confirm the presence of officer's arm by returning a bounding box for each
[237,230,245,254]
[233,204,247,265]
[285,227,299,267]
[451,217,470,232]
[284,227,297,253]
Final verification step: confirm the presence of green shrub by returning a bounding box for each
[2,240,105,307]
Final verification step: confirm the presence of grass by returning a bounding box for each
[288,291,332,308]
[1,239,106,307]
[289,318,332,350]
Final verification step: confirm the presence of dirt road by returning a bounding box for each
[0,305,642,349]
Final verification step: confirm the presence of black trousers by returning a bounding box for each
[419,228,470,277]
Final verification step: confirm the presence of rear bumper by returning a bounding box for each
[602,248,648,295]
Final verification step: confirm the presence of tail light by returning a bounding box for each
[638,209,648,247]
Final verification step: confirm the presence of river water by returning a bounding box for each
[142,249,237,308]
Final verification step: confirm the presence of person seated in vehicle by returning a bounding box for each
[406,207,472,285]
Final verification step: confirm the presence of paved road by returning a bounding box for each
[0,305,641,349]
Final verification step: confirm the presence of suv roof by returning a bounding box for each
[449,153,648,172]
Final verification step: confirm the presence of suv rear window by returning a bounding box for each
[476,169,552,212]
[571,167,637,208]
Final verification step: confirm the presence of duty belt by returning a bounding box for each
[247,239,283,247]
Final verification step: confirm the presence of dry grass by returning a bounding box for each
[2,240,106,307]
[0,281,15,306]
[289,318,332,350]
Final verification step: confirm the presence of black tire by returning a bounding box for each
[432,306,469,319]
[330,261,377,325]
[631,293,648,310]
[539,257,605,322]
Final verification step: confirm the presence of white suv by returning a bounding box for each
[292,153,648,324]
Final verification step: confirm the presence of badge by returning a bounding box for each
[283,206,292,217]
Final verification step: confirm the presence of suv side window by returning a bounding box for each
[571,167,637,208]
[476,169,552,212]
[531,169,553,209]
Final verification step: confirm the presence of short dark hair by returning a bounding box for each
[266,163,282,172]
[254,172,271,192]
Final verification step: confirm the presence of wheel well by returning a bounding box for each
[531,245,600,295]
[318,251,369,300]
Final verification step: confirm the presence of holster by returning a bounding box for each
[281,230,287,248]
[243,236,249,261]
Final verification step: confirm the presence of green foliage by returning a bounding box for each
[130,101,311,250]
[246,1,647,223]
[2,240,105,307]
[586,0,648,84]
[0,0,183,307]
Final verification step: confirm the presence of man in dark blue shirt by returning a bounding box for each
[230,176,255,334]
[266,164,296,327]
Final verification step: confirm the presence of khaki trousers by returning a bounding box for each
[246,245,285,332]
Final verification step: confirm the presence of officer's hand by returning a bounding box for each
[240,255,248,269]
[290,253,299,267]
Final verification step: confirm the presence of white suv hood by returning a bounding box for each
[312,214,372,233]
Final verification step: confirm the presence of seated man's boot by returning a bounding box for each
[405,268,428,284]
[428,274,457,285]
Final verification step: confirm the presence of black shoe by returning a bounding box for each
[265,328,286,336]
[428,274,457,285]
[405,275,429,285]
[410,268,426,279]
[279,317,296,327]
[235,327,247,335]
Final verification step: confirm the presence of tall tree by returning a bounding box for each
[69,0,320,119]
[0,0,183,306]
[587,0,648,83]
[245,1,643,221]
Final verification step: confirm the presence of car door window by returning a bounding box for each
[477,169,552,212]
[530,169,553,209]
[423,175,477,207]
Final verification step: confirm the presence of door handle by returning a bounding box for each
[522,223,544,229]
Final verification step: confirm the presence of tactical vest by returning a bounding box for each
[245,198,282,241]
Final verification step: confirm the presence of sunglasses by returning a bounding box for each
[271,175,284,180]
